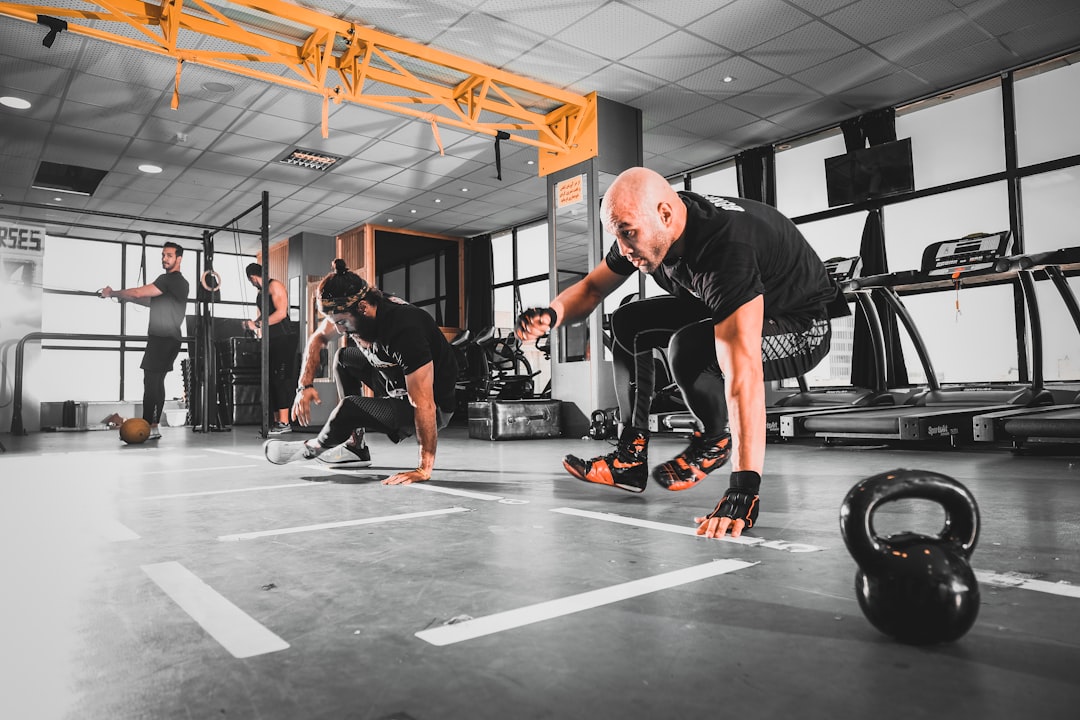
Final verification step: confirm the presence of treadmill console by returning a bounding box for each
[920,230,1013,276]
[824,256,862,282]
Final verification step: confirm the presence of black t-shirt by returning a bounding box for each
[149,271,189,339]
[348,296,459,413]
[605,192,834,326]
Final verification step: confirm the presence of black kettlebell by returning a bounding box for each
[588,410,607,439]
[839,468,981,645]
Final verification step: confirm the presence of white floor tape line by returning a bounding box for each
[976,570,1080,599]
[416,558,757,646]
[142,561,289,659]
[144,482,320,500]
[218,506,471,541]
[551,507,826,553]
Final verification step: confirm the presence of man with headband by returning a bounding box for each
[263,259,459,485]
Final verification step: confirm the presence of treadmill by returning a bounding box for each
[971,247,1080,448]
[764,255,897,439]
[784,231,1055,446]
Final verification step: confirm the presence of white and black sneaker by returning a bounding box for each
[267,421,293,436]
[316,441,372,467]
[264,439,321,465]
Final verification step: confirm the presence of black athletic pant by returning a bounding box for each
[609,296,831,435]
[141,335,182,426]
[267,332,299,412]
[317,346,449,448]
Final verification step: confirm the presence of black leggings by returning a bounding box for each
[141,336,181,426]
[267,332,299,411]
[609,296,831,435]
[317,346,447,447]
[142,371,168,426]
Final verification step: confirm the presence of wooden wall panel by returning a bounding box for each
[335,226,369,283]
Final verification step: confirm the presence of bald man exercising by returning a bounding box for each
[516,167,838,538]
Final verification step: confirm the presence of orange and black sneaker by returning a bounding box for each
[563,427,649,493]
[653,431,731,491]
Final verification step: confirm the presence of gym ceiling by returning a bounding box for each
[0,0,1078,254]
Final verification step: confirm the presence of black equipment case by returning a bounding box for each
[468,400,562,440]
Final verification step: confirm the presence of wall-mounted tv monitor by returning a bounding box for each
[824,138,914,207]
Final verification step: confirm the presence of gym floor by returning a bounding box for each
[1,426,1078,720]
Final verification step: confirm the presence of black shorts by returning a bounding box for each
[141,335,182,373]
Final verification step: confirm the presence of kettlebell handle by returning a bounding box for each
[840,469,980,566]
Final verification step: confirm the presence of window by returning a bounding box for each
[896,81,1005,189]
[776,130,847,218]
[1015,54,1080,167]
[689,162,738,197]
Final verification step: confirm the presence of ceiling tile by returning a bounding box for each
[622,31,734,83]
[905,38,1020,87]
[824,0,957,45]
[571,63,663,105]
[0,56,72,99]
[962,0,1079,34]
[794,48,896,95]
[632,85,716,127]
[622,0,742,27]
[41,126,130,170]
[745,21,860,76]
[687,0,812,52]
[996,9,1080,60]
[870,11,989,66]
[678,56,783,97]
[724,78,823,117]
[668,102,761,139]
[64,74,164,115]
[475,0,597,36]
[784,0,861,15]
[506,38,611,93]
[432,11,547,68]
[553,4,677,61]
[832,70,932,112]
[0,114,49,159]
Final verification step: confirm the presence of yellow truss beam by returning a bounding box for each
[0,0,598,176]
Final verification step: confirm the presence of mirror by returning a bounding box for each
[553,174,592,362]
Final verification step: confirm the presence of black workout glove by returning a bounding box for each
[706,470,761,528]
[515,307,557,338]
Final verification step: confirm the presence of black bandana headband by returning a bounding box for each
[320,289,369,316]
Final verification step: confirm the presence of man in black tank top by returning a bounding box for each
[517,167,838,539]
[243,263,299,434]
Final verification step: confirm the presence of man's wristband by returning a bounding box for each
[296,383,315,393]
[729,470,762,493]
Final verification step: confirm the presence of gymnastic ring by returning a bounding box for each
[200,269,222,292]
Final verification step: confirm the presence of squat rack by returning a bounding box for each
[1,192,271,438]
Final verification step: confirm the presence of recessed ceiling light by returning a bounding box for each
[722,76,735,83]
[410,209,416,213]
[54,197,62,202]
[461,187,468,192]
[202,81,235,94]
[435,198,442,203]
[387,218,394,223]
[138,164,163,174]
[527,160,535,166]
[0,96,31,110]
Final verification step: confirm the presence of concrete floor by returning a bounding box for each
[1,425,1078,720]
